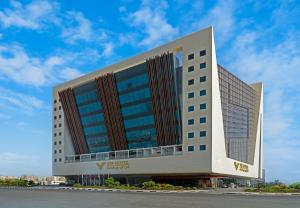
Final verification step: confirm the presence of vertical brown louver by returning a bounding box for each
[146,52,179,146]
[58,88,89,154]
[95,73,128,151]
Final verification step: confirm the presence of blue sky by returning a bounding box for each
[0,0,299,183]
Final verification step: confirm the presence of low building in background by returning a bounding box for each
[52,27,263,187]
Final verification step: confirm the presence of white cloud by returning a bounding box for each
[0,87,44,114]
[61,11,93,44]
[127,0,178,48]
[60,67,83,80]
[191,0,236,46]
[0,0,59,29]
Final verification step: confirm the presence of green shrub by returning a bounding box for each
[289,182,300,189]
[142,180,157,189]
[104,177,120,188]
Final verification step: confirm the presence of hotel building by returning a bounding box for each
[52,27,263,187]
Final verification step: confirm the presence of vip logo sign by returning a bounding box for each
[234,162,249,172]
[96,161,129,170]
[97,162,106,170]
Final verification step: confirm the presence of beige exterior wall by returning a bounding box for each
[52,27,263,179]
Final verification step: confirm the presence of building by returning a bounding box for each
[52,27,263,187]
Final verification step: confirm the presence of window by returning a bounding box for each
[188,132,194,139]
[200,103,206,110]
[188,119,194,125]
[59,158,62,162]
[59,141,62,145]
[54,141,57,145]
[200,117,206,124]
[200,131,206,137]
[59,115,62,119]
[58,123,62,127]
[200,90,206,96]
[59,132,62,136]
[59,106,62,110]
[54,133,57,137]
[54,158,57,162]
[188,146,194,152]
[188,66,194,72]
[188,92,194,99]
[200,62,206,69]
[188,79,194,85]
[54,107,57,111]
[200,144,206,151]
[54,150,57,154]
[54,124,57,128]
[200,76,206,82]
[188,53,194,60]
[54,116,57,120]
[200,50,206,57]
[59,149,62,153]
[54,100,57,104]
[188,106,194,112]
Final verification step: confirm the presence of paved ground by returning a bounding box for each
[0,188,299,208]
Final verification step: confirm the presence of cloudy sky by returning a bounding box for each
[0,0,299,183]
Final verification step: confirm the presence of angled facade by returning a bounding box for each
[52,27,263,186]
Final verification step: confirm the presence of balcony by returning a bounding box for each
[65,145,183,163]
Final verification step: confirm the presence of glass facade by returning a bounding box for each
[218,65,256,163]
[69,54,182,154]
[116,62,157,149]
[74,81,111,153]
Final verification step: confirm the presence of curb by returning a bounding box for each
[1,186,300,196]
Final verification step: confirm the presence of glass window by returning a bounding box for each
[54,100,57,104]
[81,114,104,126]
[200,117,206,124]
[188,146,194,152]
[54,124,57,128]
[54,116,57,120]
[78,102,101,115]
[188,119,194,125]
[188,92,194,99]
[188,79,194,85]
[200,131,206,137]
[188,132,194,139]
[200,76,206,82]
[59,141,62,145]
[54,133,57,137]
[200,50,206,57]
[121,102,152,117]
[188,106,194,112]
[54,159,57,162]
[119,88,151,105]
[117,73,149,92]
[75,90,98,105]
[200,144,206,151]
[54,107,57,111]
[59,106,62,110]
[54,141,57,145]
[188,53,194,60]
[200,62,206,69]
[124,115,155,129]
[200,90,206,96]
[188,66,194,72]
[200,103,206,110]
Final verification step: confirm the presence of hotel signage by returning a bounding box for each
[234,162,249,172]
[97,161,129,170]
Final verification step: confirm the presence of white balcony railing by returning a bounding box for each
[65,145,183,163]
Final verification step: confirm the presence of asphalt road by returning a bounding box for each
[0,188,299,208]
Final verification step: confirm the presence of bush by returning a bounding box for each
[289,182,300,190]
[142,180,157,189]
[104,177,120,188]
[0,179,28,187]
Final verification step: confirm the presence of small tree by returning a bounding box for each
[104,177,120,188]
